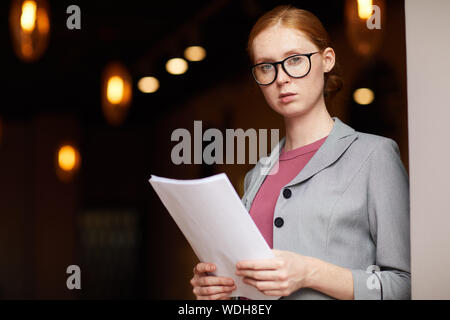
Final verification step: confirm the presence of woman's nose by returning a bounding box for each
[275,64,290,84]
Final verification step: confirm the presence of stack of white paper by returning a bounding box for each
[149,173,279,300]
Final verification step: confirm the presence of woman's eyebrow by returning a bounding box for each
[255,49,309,63]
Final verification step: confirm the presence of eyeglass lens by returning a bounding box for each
[252,55,311,85]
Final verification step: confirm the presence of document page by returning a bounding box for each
[149,173,279,300]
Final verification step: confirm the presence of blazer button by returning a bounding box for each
[283,188,292,199]
[274,217,284,228]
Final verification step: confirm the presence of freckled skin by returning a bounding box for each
[252,24,332,120]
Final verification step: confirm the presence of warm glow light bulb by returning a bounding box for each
[58,145,77,171]
[138,76,159,93]
[20,1,37,32]
[184,46,206,62]
[166,58,188,75]
[357,0,373,19]
[353,88,375,105]
[37,8,49,33]
[107,76,124,104]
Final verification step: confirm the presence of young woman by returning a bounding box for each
[190,5,410,300]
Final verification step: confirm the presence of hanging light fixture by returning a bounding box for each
[9,0,50,62]
[345,0,385,57]
[138,76,159,93]
[353,88,375,105]
[184,46,206,62]
[101,62,133,126]
[357,0,373,19]
[56,143,81,182]
[165,58,188,75]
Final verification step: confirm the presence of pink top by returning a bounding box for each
[249,136,328,248]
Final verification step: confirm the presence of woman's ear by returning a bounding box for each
[322,47,336,73]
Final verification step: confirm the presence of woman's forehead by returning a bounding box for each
[252,26,315,61]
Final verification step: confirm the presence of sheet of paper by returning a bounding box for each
[149,173,279,300]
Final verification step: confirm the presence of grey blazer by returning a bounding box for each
[241,117,410,300]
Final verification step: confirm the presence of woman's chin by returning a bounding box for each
[272,103,309,119]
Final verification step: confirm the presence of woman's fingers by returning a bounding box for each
[197,276,234,286]
[198,292,233,300]
[191,263,237,300]
[235,269,282,281]
[191,275,235,287]
[261,290,287,296]
[236,258,283,270]
[243,278,285,291]
[193,284,236,297]
[194,262,216,275]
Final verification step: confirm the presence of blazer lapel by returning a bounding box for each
[285,117,358,187]
[245,117,358,209]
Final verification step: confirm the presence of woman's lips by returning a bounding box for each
[279,93,297,103]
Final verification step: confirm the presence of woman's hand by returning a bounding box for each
[235,249,313,297]
[190,262,237,300]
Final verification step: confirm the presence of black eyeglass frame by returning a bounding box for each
[251,52,319,86]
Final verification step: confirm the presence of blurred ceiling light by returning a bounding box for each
[9,0,50,62]
[353,88,375,105]
[20,1,37,32]
[101,62,132,126]
[345,0,385,56]
[184,46,206,62]
[37,5,49,33]
[58,145,79,171]
[56,144,81,182]
[138,76,159,93]
[166,58,188,75]
[107,76,124,104]
[357,0,373,19]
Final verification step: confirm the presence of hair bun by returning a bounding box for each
[324,71,343,99]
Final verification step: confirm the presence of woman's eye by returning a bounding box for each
[287,56,303,65]
[259,65,272,73]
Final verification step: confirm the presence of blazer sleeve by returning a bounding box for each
[350,138,411,300]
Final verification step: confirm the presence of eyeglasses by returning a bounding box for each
[251,52,319,86]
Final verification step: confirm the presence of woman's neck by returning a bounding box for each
[283,104,334,152]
